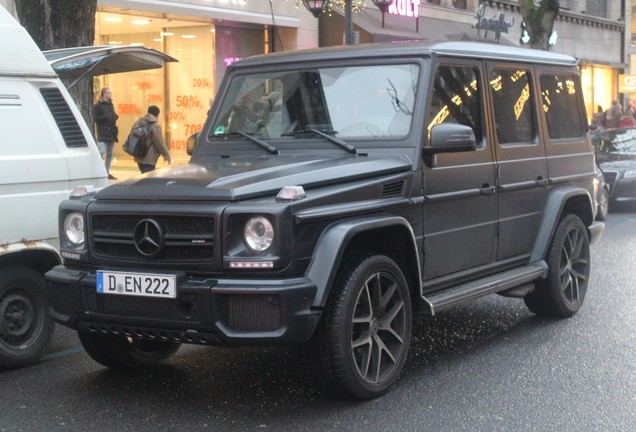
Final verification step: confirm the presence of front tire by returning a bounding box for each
[319,254,412,399]
[0,266,54,369]
[525,214,590,318]
[79,332,180,369]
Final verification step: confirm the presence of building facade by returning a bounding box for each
[0,0,628,162]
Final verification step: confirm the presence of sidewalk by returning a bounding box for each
[107,156,179,184]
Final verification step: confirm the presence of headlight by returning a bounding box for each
[64,212,85,246]
[623,170,636,179]
[244,216,274,252]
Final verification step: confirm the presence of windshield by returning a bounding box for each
[593,127,636,161]
[210,63,419,141]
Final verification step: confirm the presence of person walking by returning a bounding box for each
[133,105,171,173]
[93,87,119,179]
[604,100,622,129]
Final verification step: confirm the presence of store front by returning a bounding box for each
[580,64,618,123]
[93,0,313,165]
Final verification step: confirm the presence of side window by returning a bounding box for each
[428,65,482,144]
[540,74,585,140]
[490,68,536,145]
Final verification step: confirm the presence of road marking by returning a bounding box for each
[42,346,85,360]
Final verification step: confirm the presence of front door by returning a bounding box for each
[421,61,497,284]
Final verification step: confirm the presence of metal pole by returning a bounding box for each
[344,0,354,45]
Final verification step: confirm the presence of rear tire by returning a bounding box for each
[596,188,609,221]
[0,266,54,369]
[318,254,412,399]
[79,332,180,369]
[525,214,590,318]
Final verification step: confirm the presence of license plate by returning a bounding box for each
[96,270,176,299]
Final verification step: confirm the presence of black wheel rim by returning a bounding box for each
[351,271,407,384]
[0,289,39,349]
[559,224,589,306]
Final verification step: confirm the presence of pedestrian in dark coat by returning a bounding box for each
[93,87,119,179]
[133,105,171,173]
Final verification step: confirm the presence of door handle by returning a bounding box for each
[480,184,496,195]
[535,177,549,187]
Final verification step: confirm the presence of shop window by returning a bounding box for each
[540,75,585,140]
[490,68,536,145]
[428,66,483,144]
[585,0,607,18]
[452,0,466,10]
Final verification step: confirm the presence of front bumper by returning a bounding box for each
[45,265,320,346]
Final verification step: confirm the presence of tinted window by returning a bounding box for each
[428,66,482,143]
[540,75,585,140]
[490,69,535,144]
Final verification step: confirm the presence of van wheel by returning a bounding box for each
[78,332,180,369]
[525,214,590,318]
[0,266,54,369]
[318,254,412,399]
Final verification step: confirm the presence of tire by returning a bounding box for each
[318,254,412,399]
[78,332,180,369]
[0,265,54,369]
[596,187,609,221]
[525,214,590,318]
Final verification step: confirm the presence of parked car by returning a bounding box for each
[46,41,603,399]
[0,5,175,369]
[592,127,636,208]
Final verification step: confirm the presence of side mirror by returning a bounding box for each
[423,123,477,155]
[186,132,200,156]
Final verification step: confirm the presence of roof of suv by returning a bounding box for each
[233,40,578,69]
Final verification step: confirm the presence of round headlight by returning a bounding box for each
[64,212,85,246]
[244,216,274,252]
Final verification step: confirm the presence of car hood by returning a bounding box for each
[598,158,636,171]
[95,154,413,201]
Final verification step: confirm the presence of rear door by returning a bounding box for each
[486,63,548,261]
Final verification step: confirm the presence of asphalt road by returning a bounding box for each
[1,211,635,432]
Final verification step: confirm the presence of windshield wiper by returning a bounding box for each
[218,131,278,155]
[283,128,357,154]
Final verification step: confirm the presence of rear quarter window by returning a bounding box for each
[540,74,585,140]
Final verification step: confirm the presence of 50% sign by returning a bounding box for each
[176,95,201,109]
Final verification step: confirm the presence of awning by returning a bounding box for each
[328,7,517,46]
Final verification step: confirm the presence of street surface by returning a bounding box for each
[1,210,635,432]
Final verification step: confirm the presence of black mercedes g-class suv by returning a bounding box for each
[46,41,603,399]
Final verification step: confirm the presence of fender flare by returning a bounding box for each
[0,240,62,271]
[530,186,593,262]
[305,215,421,308]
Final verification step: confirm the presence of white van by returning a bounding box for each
[0,5,175,368]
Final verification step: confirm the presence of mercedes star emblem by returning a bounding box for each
[133,218,165,257]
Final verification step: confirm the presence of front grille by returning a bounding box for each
[603,170,618,191]
[216,294,282,332]
[83,287,200,322]
[91,214,215,263]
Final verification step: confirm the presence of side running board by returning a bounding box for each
[421,262,548,316]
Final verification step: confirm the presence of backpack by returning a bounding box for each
[122,122,150,157]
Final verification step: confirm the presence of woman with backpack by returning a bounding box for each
[133,105,172,173]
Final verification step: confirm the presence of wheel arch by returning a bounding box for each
[0,242,62,276]
[305,215,421,308]
[530,186,594,263]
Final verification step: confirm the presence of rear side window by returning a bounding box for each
[540,75,585,140]
[428,66,482,143]
[490,69,536,144]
